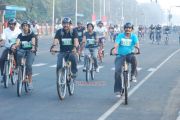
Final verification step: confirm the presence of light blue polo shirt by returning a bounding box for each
[115,33,138,55]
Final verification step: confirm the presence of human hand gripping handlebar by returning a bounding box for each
[110,46,140,56]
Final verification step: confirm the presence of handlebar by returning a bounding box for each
[110,46,140,56]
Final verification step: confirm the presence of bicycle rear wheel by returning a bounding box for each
[17,67,23,97]
[3,61,9,88]
[57,68,67,100]
[24,81,29,93]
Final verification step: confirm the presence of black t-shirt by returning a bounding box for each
[84,31,97,48]
[75,27,85,42]
[17,32,35,50]
[55,28,78,52]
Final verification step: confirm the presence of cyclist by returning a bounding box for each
[82,23,99,72]
[149,24,155,41]
[31,20,40,54]
[112,22,140,97]
[11,20,36,90]
[0,18,21,83]
[50,17,79,78]
[74,21,85,61]
[155,24,162,43]
[95,21,107,51]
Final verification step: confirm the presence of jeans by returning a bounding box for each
[84,48,98,68]
[0,48,9,76]
[114,54,137,93]
[57,52,78,74]
[16,49,35,75]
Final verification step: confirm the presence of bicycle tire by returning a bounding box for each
[24,81,29,93]
[85,56,90,82]
[57,68,67,100]
[67,76,75,96]
[90,63,95,80]
[3,61,9,88]
[124,71,128,105]
[17,67,23,97]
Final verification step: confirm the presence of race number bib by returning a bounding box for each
[62,38,72,45]
[8,38,16,44]
[78,32,82,37]
[21,41,32,49]
[87,39,95,45]
[121,38,132,46]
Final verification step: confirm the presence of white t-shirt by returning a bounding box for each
[1,27,21,48]
[31,24,40,35]
[94,26,107,38]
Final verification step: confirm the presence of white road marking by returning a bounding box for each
[147,68,157,72]
[111,67,142,71]
[77,65,83,69]
[32,73,40,77]
[97,48,180,120]
[49,64,84,69]
[32,63,47,67]
[49,64,56,67]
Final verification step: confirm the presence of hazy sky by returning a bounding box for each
[137,0,180,24]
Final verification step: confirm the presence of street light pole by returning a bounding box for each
[75,0,77,26]
[52,0,55,37]
[100,0,102,20]
[103,0,105,16]
[121,0,124,25]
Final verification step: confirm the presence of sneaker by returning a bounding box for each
[28,82,33,90]
[95,67,100,73]
[131,75,137,83]
[115,92,121,98]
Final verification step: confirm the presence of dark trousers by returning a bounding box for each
[114,54,137,93]
[0,48,9,75]
[57,52,78,74]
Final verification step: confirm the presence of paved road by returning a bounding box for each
[0,34,180,120]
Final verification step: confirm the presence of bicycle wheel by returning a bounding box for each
[90,63,95,80]
[123,71,128,105]
[3,61,9,88]
[57,68,67,100]
[17,67,23,97]
[85,57,90,82]
[24,81,29,93]
[67,75,75,96]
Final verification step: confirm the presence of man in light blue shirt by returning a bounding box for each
[112,22,140,97]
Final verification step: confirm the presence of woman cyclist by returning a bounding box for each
[12,20,36,90]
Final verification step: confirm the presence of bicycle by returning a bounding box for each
[16,50,31,97]
[164,32,169,45]
[156,30,161,45]
[110,47,140,105]
[98,37,105,63]
[56,51,75,100]
[2,47,17,88]
[83,48,97,82]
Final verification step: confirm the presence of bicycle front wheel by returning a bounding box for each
[85,57,90,82]
[123,72,128,105]
[17,67,23,97]
[3,61,9,88]
[57,68,67,100]
[90,63,95,80]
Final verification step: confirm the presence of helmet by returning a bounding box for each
[8,18,17,25]
[62,17,72,24]
[97,21,103,25]
[124,22,133,29]
[21,20,31,28]
[87,23,94,29]
[32,20,37,24]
